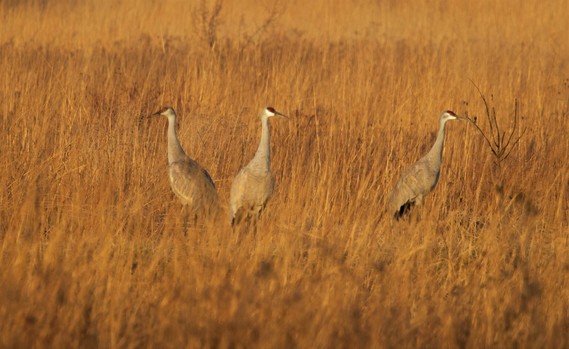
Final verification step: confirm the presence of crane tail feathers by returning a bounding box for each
[394,201,415,220]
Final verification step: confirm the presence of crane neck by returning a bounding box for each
[167,114,187,165]
[427,118,449,163]
[248,116,271,173]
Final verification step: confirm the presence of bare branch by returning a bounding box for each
[503,99,518,150]
[193,0,224,50]
[502,127,527,161]
[491,102,501,148]
[466,81,527,164]
[469,80,494,138]
[239,0,284,50]
[462,114,495,151]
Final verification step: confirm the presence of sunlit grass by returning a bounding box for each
[0,0,568,347]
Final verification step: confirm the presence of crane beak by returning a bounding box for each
[275,111,289,119]
[145,111,161,119]
[139,112,155,122]
[138,112,158,125]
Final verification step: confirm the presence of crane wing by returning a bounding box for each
[389,158,436,212]
[169,160,218,206]
[229,166,275,224]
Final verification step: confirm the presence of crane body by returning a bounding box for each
[389,110,461,218]
[152,107,220,220]
[230,106,287,225]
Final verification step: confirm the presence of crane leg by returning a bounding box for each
[182,206,197,237]
[182,207,189,237]
[251,215,258,237]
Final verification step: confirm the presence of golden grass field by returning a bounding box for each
[1,0,568,347]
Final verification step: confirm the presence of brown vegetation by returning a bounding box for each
[1,0,568,347]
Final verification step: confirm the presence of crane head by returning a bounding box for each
[154,106,176,117]
[441,110,463,121]
[263,106,288,120]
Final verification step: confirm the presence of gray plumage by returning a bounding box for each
[229,106,288,225]
[153,107,219,218]
[389,110,461,218]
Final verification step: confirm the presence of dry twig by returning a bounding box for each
[463,80,527,163]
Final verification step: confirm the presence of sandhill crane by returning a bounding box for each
[150,106,220,222]
[229,106,288,225]
[388,110,462,219]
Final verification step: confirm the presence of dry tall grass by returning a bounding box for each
[1,0,568,347]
